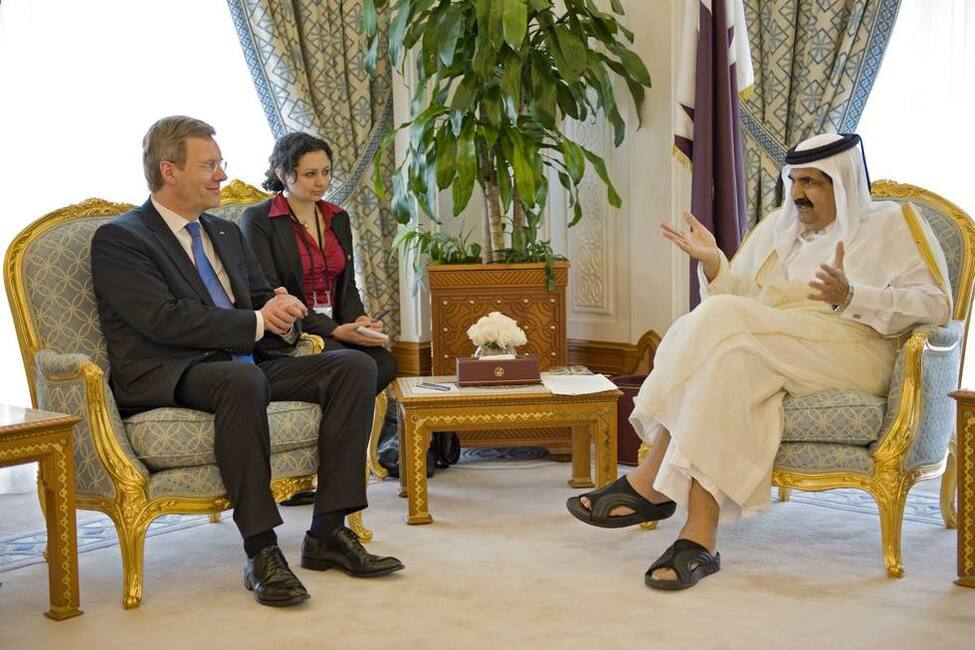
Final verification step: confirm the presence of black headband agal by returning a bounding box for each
[785,133,860,164]
[785,133,870,188]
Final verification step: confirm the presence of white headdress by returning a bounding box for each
[772,133,874,263]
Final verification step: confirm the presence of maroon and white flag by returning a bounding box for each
[674,0,754,307]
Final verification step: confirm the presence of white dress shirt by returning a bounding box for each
[152,198,264,341]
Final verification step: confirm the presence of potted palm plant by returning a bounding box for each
[364,0,650,375]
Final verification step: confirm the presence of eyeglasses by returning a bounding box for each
[200,159,228,174]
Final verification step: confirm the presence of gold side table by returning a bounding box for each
[392,376,620,524]
[950,391,975,588]
[0,405,82,619]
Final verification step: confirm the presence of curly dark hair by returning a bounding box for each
[261,132,334,193]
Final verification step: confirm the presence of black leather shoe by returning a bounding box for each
[280,490,316,506]
[244,545,310,607]
[301,527,404,577]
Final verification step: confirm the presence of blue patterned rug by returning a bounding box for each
[0,449,945,573]
[0,514,211,574]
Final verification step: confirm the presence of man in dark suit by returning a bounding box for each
[90,116,403,608]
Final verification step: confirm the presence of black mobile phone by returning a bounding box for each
[373,308,393,321]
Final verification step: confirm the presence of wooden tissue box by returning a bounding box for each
[456,355,541,387]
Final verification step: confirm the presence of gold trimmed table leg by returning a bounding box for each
[569,425,594,488]
[39,432,82,619]
[208,513,221,524]
[953,394,975,587]
[403,418,432,524]
[593,404,618,488]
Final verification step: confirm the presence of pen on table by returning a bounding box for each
[417,381,452,391]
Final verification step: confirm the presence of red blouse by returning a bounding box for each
[268,194,347,309]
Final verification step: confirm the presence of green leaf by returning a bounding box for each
[569,197,583,227]
[555,83,580,119]
[450,76,479,135]
[361,0,379,36]
[495,152,513,213]
[554,25,587,76]
[543,27,579,83]
[608,42,651,86]
[481,86,503,126]
[435,128,457,190]
[582,146,621,208]
[438,8,465,67]
[559,139,585,184]
[453,121,478,215]
[500,53,523,122]
[507,131,536,204]
[609,0,624,13]
[364,36,380,77]
[389,2,412,65]
[530,56,557,128]
[502,0,528,49]
[391,171,415,224]
[488,0,505,50]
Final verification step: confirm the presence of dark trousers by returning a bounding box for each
[322,337,397,394]
[174,349,376,538]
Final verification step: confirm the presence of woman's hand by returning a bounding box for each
[355,314,384,330]
[659,211,721,281]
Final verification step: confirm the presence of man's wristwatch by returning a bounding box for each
[833,283,854,312]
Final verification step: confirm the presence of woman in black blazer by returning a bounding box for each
[241,133,399,497]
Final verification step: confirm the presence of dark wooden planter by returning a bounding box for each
[427,261,569,374]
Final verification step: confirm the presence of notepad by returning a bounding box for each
[356,326,390,342]
[540,373,618,395]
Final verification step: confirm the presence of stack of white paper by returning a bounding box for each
[540,373,618,395]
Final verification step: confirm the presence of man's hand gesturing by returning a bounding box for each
[660,211,721,281]
[260,287,307,335]
[808,242,850,306]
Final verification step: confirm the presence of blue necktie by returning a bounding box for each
[185,222,253,363]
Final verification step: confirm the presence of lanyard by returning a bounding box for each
[288,203,333,303]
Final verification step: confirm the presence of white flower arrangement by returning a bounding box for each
[466,311,528,352]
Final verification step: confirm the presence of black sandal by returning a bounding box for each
[565,476,676,528]
[645,539,720,590]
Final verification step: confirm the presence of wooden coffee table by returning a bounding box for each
[0,405,82,619]
[391,376,621,524]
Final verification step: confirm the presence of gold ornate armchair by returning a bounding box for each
[641,180,975,578]
[3,182,385,609]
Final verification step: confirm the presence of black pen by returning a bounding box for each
[417,381,452,391]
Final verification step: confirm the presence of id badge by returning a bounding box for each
[313,303,333,318]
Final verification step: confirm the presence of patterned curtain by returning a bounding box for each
[740,0,901,226]
[227,1,399,334]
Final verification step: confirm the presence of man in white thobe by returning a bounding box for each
[566,133,951,590]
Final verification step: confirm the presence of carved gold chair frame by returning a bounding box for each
[638,180,975,578]
[4,183,388,609]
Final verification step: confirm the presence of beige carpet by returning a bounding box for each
[0,457,972,650]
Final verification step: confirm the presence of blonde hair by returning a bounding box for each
[142,116,215,191]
